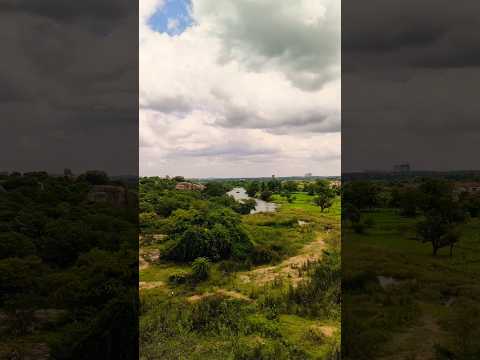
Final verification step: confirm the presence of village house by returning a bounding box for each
[175,182,206,191]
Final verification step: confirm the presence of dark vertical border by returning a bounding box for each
[342,1,480,359]
[0,1,138,358]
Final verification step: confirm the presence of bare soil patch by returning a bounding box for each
[187,289,252,303]
[240,234,326,286]
[139,281,166,290]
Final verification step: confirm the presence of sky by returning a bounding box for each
[140,0,341,178]
[0,0,138,175]
[342,0,480,173]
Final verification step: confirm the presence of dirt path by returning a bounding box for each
[239,233,326,286]
[139,248,160,270]
[378,312,445,360]
[139,281,166,290]
[182,234,330,302]
[187,289,252,303]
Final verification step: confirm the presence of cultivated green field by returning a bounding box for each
[140,190,341,359]
[343,209,480,359]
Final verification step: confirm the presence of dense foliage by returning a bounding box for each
[0,172,138,359]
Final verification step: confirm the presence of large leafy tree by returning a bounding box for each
[164,208,252,262]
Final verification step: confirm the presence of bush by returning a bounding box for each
[168,271,189,285]
[260,191,273,202]
[191,257,210,281]
[250,246,281,265]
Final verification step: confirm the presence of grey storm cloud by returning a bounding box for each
[0,0,131,23]
[342,0,480,172]
[197,0,340,91]
[0,2,138,175]
[213,105,338,134]
[343,0,480,68]
[210,88,339,134]
[141,95,193,114]
[172,142,279,159]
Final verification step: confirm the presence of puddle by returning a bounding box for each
[377,275,400,289]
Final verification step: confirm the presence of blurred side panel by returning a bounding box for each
[0,1,138,359]
[342,1,480,359]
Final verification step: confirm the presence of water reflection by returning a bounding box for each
[227,187,277,214]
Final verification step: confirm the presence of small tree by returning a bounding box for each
[343,204,361,224]
[315,191,335,212]
[246,182,259,197]
[260,190,273,202]
[282,181,298,193]
[416,214,459,256]
[237,199,256,214]
[191,257,210,281]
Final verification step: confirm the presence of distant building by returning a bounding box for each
[175,182,206,191]
[393,163,411,172]
[455,182,480,194]
[305,173,313,178]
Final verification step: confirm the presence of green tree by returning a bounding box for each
[203,182,227,197]
[282,181,298,193]
[343,181,379,210]
[236,199,257,214]
[314,190,335,212]
[260,190,273,202]
[416,214,459,256]
[246,182,260,197]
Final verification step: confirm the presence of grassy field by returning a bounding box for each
[140,193,341,359]
[343,209,480,359]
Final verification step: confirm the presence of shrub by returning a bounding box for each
[250,246,280,265]
[191,257,210,281]
[260,191,273,202]
[168,271,189,285]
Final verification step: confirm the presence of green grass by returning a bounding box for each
[140,193,341,359]
[343,209,480,359]
[272,192,341,219]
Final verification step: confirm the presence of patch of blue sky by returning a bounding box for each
[148,0,194,36]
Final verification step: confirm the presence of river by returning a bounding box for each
[227,187,277,214]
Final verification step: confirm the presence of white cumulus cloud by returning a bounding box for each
[140,0,340,178]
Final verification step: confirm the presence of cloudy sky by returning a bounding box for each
[140,0,340,178]
[342,0,480,172]
[0,0,138,175]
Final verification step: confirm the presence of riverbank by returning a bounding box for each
[227,187,278,214]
